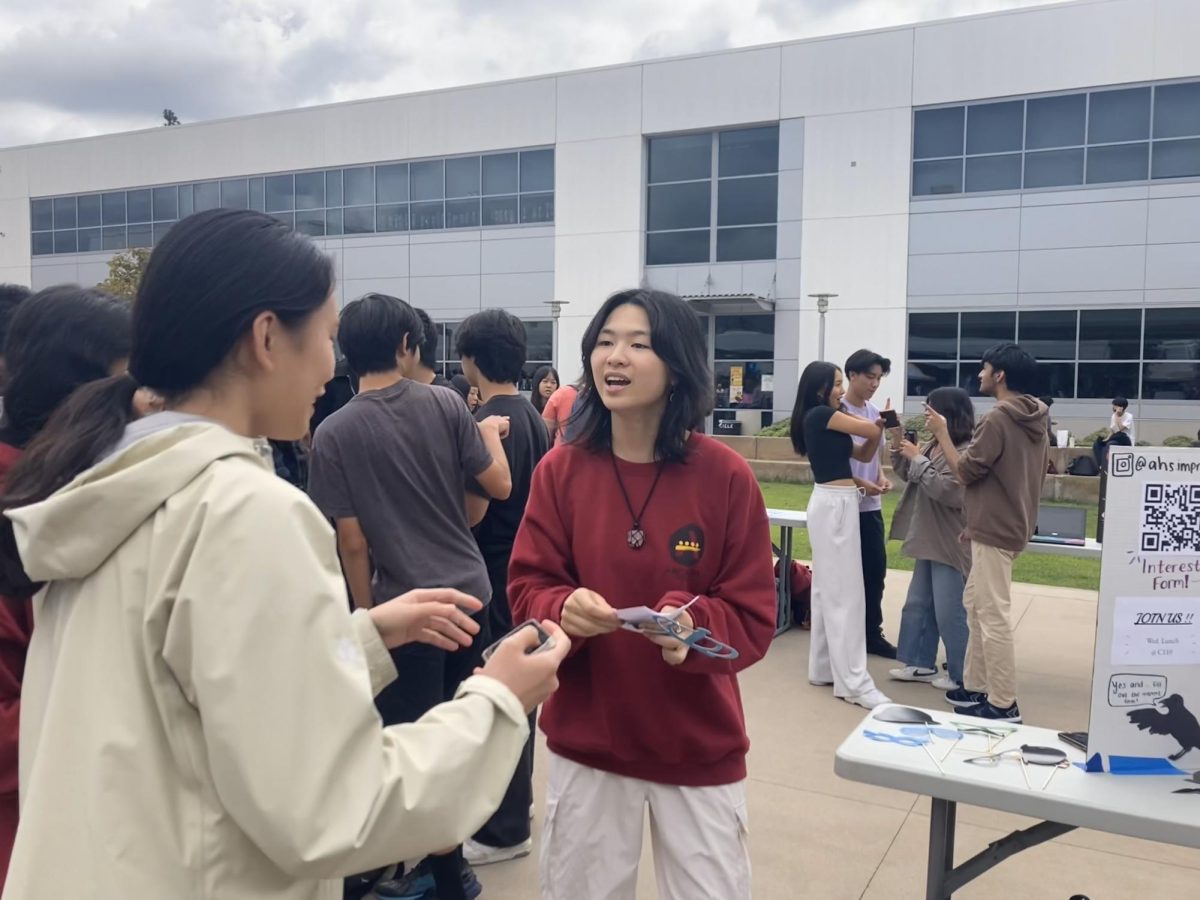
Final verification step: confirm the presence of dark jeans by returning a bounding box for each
[1093,431,1132,470]
[859,510,888,641]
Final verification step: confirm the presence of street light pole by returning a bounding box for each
[543,300,569,370]
[808,293,838,361]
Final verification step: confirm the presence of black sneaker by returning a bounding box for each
[962,700,1022,723]
[945,687,988,708]
[866,637,898,659]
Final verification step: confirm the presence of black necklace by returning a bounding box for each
[610,452,667,550]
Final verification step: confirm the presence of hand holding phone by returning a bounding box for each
[904,429,918,445]
[481,619,557,662]
[880,408,901,429]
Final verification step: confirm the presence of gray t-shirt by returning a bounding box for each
[308,379,494,606]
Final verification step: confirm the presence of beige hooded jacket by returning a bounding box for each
[2,422,528,900]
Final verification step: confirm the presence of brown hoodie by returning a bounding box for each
[958,395,1050,553]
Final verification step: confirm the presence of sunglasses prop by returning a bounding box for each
[964,744,1070,791]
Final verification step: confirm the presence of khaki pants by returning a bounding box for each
[962,542,1018,708]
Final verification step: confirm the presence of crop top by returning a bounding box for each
[803,406,854,483]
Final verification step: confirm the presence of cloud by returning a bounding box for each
[0,0,1070,148]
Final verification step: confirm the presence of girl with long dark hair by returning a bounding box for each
[790,361,890,709]
[508,289,776,900]
[529,365,559,416]
[0,209,567,900]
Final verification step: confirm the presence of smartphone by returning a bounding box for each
[481,619,556,663]
[904,429,918,445]
[1058,731,1088,752]
[880,408,901,429]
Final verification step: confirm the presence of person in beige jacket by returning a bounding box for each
[0,208,569,900]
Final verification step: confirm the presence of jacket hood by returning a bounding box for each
[996,395,1050,442]
[6,422,267,583]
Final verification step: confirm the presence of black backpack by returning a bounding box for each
[1067,456,1100,477]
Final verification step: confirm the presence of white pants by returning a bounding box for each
[807,483,878,699]
[539,752,751,900]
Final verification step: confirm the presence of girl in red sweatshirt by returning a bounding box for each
[508,288,776,900]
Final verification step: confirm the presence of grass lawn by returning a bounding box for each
[758,481,1101,592]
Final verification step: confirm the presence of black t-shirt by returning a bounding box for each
[469,393,551,574]
[803,405,854,483]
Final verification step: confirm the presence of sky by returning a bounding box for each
[0,0,1075,148]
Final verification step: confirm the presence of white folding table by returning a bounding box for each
[835,706,1200,899]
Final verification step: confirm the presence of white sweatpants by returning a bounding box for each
[539,752,751,900]
[807,483,878,699]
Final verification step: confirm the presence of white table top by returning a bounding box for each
[835,705,1200,850]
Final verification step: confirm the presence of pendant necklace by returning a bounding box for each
[610,452,667,550]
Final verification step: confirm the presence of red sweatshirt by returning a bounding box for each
[0,441,27,888]
[508,434,776,786]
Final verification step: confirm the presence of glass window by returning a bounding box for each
[377,204,409,233]
[53,230,77,253]
[648,182,711,231]
[1025,93,1086,149]
[220,179,248,210]
[913,159,963,195]
[483,153,519,195]
[716,226,775,262]
[1143,362,1200,400]
[525,321,554,362]
[1144,307,1200,359]
[958,362,984,397]
[265,175,294,212]
[77,227,102,252]
[53,197,77,229]
[446,198,480,229]
[127,190,152,223]
[966,100,1023,155]
[324,171,342,208]
[1088,87,1151,144]
[960,311,1015,358]
[325,209,343,236]
[965,153,1022,192]
[152,187,177,220]
[179,184,195,217]
[1018,310,1077,360]
[344,206,375,234]
[152,222,173,245]
[1153,81,1200,139]
[718,126,778,177]
[271,212,295,229]
[31,198,53,231]
[32,232,54,255]
[1024,148,1084,188]
[410,161,444,201]
[717,175,777,226]
[344,167,374,206]
[1077,363,1139,399]
[482,196,519,227]
[1079,308,1141,359]
[649,134,711,183]
[294,172,325,209]
[127,223,153,248]
[714,361,774,412]
[102,192,126,224]
[1036,362,1075,398]
[194,181,220,212]
[1087,143,1148,184]
[410,201,444,230]
[249,178,265,212]
[446,157,481,198]
[376,164,408,203]
[1152,138,1200,179]
[77,194,102,228]
[907,361,957,396]
[908,313,958,360]
[295,209,325,237]
[520,149,554,192]
[715,315,774,360]
[913,107,964,159]
[519,193,554,224]
[101,226,127,251]
[646,230,709,265]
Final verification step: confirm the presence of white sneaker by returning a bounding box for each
[888,665,938,682]
[463,837,533,866]
[931,674,960,691]
[845,689,891,710]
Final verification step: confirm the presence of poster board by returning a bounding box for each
[1087,448,1200,775]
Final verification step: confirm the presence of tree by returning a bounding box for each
[162,109,181,126]
[97,248,151,301]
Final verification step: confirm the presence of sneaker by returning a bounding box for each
[464,836,533,866]
[374,868,433,900]
[931,674,961,692]
[945,687,987,708]
[844,688,891,709]
[962,700,1022,723]
[866,637,898,659]
[888,665,938,683]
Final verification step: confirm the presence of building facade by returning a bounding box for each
[1,0,1198,439]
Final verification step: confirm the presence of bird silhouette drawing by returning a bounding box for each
[1127,694,1200,761]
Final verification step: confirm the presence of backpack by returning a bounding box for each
[1067,456,1100,477]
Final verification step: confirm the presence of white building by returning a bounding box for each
[2,0,1199,440]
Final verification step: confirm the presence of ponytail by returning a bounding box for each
[0,374,138,597]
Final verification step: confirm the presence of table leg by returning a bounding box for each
[775,525,794,635]
[926,798,956,900]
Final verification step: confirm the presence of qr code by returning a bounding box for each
[1140,482,1200,553]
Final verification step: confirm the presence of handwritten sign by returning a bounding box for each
[1110,596,1200,666]
[1108,673,1169,707]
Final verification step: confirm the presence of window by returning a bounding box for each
[411,161,443,201]
[713,314,776,432]
[153,187,178,221]
[446,157,480,198]
[78,194,102,228]
[127,190,152,224]
[294,172,325,209]
[646,125,778,265]
[376,164,407,203]
[220,179,249,210]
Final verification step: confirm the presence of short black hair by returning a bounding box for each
[980,342,1038,394]
[790,361,840,457]
[455,309,527,384]
[414,307,439,372]
[0,284,32,354]
[338,293,423,378]
[845,348,891,378]
[1112,396,1129,411]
